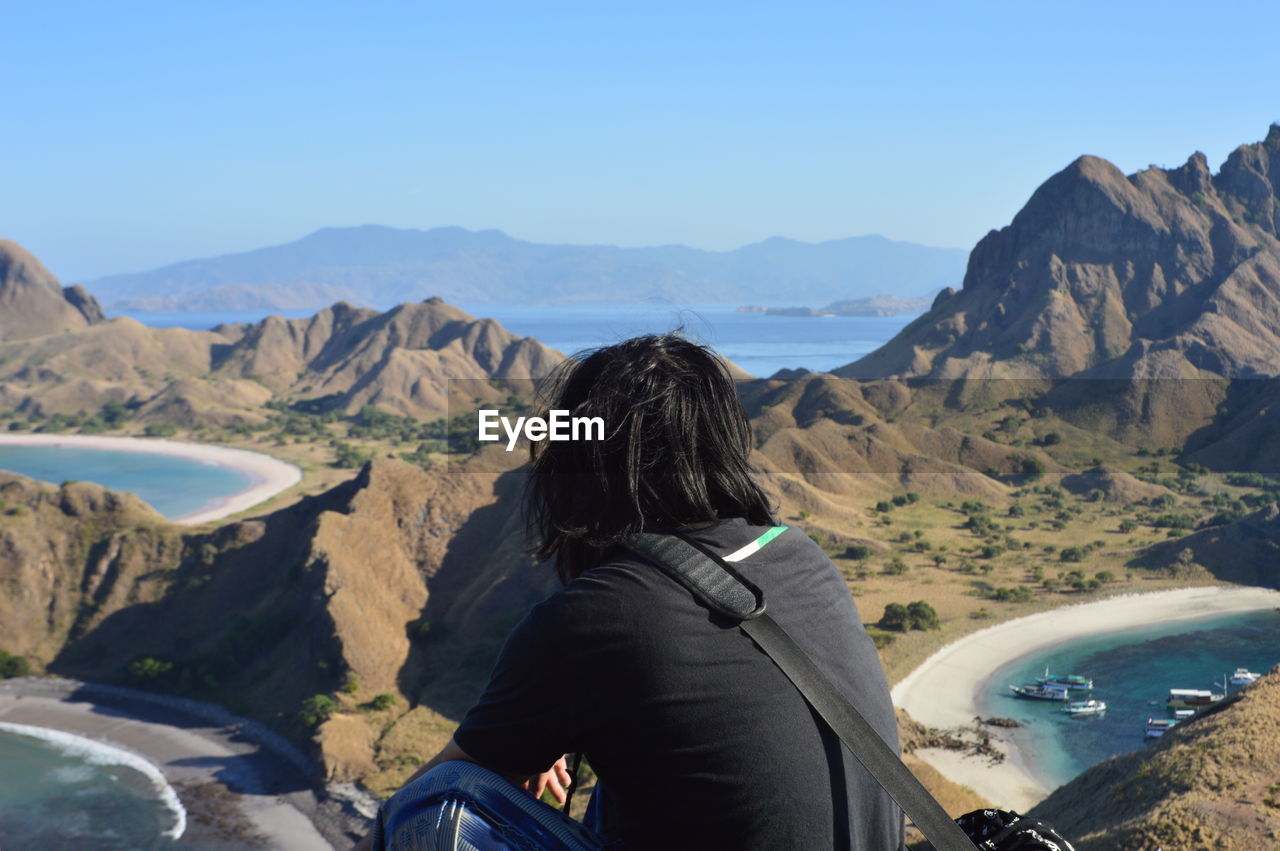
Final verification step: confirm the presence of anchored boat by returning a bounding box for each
[1036,667,1094,691]
[1010,684,1071,701]
[1229,668,1259,686]
[1063,699,1106,716]
[1146,718,1178,738]
[1166,688,1223,710]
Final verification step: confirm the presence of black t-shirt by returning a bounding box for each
[454,518,905,850]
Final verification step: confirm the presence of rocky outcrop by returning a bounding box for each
[0,240,105,341]
[0,281,563,423]
[208,297,563,413]
[841,125,1280,382]
[1030,666,1280,849]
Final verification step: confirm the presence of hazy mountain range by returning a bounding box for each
[83,227,968,312]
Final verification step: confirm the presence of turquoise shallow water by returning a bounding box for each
[0,727,180,848]
[978,609,1280,789]
[0,445,255,520]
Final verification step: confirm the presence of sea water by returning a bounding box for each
[0,723,184,848]
[119,304,921,378]
[0,445,255,520]
[978,609,1280,790]
[453,303,920,377]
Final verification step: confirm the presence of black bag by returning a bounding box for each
[955,810,1074,850]
[626,532,1075,851]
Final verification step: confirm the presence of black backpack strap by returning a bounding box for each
[627,531,976,851]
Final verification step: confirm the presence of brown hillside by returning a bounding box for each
[0,296,563,424]
[0,240,104,341]
[1030,666,1280,850]
[0,455,547,782]
[0,473,165,663]
[1129,502,1280,589]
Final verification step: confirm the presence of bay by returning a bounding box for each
[0,446,254,520]
[978,609,1280,790]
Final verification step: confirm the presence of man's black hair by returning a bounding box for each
[526,333,776,582]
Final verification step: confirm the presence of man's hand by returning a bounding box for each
[353,740,575,849]
[521,755,573,804]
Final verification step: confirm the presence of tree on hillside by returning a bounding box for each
[879,601,940,631]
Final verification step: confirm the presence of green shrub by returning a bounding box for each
[128,656,174,682]
[879,600,939,631]
[333,441,371,469]
[882,557,909,576]
[990,585,1034,603]
[298,694,339,727]
[879,602,909,631]
[143,423,178,438]
[369,693,397,711]
[0,650,30,679]
[905,601,940,630]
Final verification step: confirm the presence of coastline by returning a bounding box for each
[891,584,1280,812]
[0,434,302,525]
[0,677,370,848]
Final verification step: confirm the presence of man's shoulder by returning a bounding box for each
[528,551,681,631]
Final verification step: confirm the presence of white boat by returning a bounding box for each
[1172,708,1196,720]
[1146,718,1177,738]
[1063,699,1106,716]
[1229,668,1259,686]
[1166,688,1223,709]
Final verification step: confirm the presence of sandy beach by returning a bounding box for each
[0,434,302,525]
[892,584,1280,812]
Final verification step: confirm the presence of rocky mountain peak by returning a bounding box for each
[841,125,1280,382]
[0,240,105,341]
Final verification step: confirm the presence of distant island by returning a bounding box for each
[738,294,932,317]
[82,227,966,312]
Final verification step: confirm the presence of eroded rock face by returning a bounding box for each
[0,241,104,342]
[841,125,1280,383]
[1030,666,1280,849]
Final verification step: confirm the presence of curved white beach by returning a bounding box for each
[892,585,1280,812]
[0,434,301,525]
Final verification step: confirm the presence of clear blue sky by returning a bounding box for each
[5,0,1277,282]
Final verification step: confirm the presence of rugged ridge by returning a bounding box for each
[0,240,105,341]
[841,124,1280,381]
[0,293,563,423]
